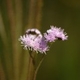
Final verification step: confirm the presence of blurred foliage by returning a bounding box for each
[0,0,80,80]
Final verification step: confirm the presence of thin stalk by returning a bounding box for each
[33,54,45,80]
[27,51,35,80]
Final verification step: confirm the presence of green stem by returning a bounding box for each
[33,54,45,80]
[27,51,35,80]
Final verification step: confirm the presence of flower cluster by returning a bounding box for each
[44,26,68,42]
[19,29,49,54]
[19,26,68,54]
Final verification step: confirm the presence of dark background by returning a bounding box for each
[38,0,80,80]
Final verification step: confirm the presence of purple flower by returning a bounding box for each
[19,29,49,53]
[44,26,68,42]
[19,26,68,54]
[38,38,49,54]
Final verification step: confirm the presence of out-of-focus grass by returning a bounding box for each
[0,0,80,80]
[0,0,43,80]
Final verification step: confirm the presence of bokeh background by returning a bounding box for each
[0,0,80,80]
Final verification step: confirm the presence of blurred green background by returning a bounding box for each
[0,0,80,80]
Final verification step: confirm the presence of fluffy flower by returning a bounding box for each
[44,26,68,42]
[19,29,49,53]
[19,26,68,54]
[38,38,49,54]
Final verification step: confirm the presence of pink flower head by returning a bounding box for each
[19,26,68,54]
[19,29,49,53]
[38,38,49,54]
[44,26,68,42]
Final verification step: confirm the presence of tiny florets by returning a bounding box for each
[44,26,68,42]
[19,26,68,54]
[19,29,49,53]
[38,38,49,54]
